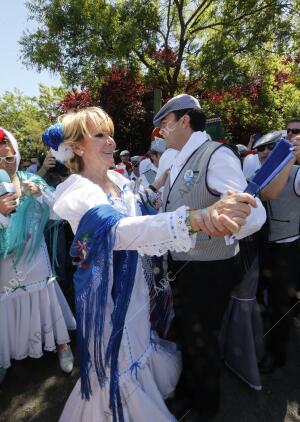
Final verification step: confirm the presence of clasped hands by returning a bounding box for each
[189,190,257,237]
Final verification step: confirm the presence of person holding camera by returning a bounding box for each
[0,128,76,385]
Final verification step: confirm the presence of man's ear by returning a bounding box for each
[182,114,191,129]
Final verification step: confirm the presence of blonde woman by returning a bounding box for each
[43,107,253,422]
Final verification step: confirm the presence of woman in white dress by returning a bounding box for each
[43,107,250,422]
[0,128,76,384]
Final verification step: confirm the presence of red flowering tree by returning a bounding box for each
[59,91,94,113]
[59,67,154,155]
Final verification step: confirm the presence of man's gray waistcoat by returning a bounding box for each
[162,141,239,261]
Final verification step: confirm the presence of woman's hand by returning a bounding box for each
[22,181,42,197]
[0,193,18,215]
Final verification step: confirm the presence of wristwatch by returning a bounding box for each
[186,209,206,234]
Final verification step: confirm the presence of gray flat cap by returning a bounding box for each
[252,130,287,149]
[153,94,201,128]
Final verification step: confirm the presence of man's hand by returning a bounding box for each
[190,191,257,237]
[291,135,300,162]
[0,193,18,215]
[38,152,56,177]
[22,181,42,197]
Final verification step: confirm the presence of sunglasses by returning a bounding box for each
[0,155,16,164]
[287,128,300,135]
[257,142,276,153]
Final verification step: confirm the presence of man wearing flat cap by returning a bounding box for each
[153,94,266,420]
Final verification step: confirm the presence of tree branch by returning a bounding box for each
[134,50,156,72]
[186,0,215,28]
[190,1,283,35]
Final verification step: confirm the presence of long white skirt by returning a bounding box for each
[0,240,76,369]
[59,259,181,422]
[60,335,181,422]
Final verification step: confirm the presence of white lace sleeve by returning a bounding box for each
[114,205,195,256]
[0,213,10,228]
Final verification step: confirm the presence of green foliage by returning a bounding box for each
[0,85,66,159]
[17,0,300,145]
[197,53,300,143]
[21,0,299,95]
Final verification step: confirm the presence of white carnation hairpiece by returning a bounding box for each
[50,144,74,162]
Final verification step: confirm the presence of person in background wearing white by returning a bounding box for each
[140,138,166,189]
[0,128,76,385]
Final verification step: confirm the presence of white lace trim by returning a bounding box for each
[0,276,56,301]
[138,205,193,256]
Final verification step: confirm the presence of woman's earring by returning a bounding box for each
[79,150,84,156]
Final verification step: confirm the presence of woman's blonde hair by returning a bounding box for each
[59,107,114,173]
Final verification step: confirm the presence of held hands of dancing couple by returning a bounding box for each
[188,190,256,236]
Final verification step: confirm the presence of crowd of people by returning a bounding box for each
[0,94,299,422]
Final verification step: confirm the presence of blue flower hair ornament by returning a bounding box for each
[42,123,64,151]
[42,122,74,162]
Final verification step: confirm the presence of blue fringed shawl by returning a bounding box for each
[70,204,138,422]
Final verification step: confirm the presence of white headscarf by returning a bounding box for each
[0,128,21,170]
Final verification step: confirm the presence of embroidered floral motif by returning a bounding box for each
[73,233,92,268]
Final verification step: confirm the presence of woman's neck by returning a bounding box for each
[81,168,109,185]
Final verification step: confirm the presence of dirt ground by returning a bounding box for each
[0,330,299,422]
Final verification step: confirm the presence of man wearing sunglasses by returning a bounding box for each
[286,119,300,141]
[252,129,300,374]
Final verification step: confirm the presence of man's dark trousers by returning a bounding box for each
[168,255,242,418]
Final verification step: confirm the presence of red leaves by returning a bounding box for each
[274,71,293,88]
[152,45,177,68]
[59,91,93,113]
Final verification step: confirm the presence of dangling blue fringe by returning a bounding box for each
[106,249,138,422]
[70,205,138,422]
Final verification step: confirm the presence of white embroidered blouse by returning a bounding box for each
[53,170,195,257]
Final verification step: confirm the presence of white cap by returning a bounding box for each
[120,150,130,156]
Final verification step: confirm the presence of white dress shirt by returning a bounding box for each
[170,131,266,240]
